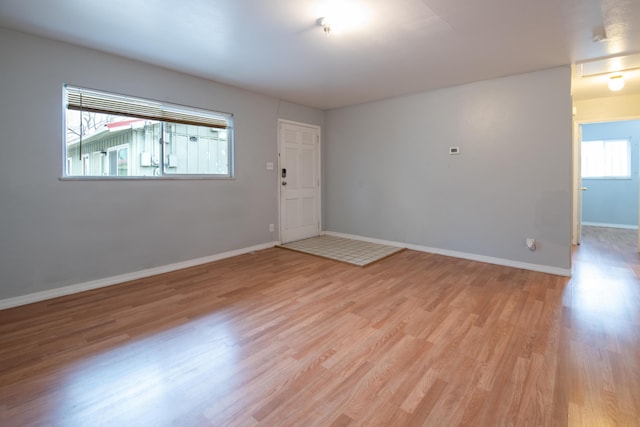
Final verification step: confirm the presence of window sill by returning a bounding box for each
[59,175,235,181]
[582,177,632,181]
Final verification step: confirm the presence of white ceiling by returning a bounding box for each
[1,0,639,109]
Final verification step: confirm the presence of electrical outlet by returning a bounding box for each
[269,224,275,232]
[266,162,274,170]
[526,238,536,251]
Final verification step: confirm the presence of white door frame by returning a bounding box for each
[572,121,582,245]
[277,119,322,244]
[572,116,640,250]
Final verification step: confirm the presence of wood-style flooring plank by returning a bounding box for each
[1,225,639,426]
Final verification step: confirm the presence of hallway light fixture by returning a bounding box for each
[607,74,625,91]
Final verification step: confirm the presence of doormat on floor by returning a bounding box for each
[278,235,405,267]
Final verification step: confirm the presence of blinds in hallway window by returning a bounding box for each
[581,139,631,178]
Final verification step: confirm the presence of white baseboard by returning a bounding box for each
[1,232,573,311]
[324,231,571,277]
[0,242,277,311]
[581,222,638,230]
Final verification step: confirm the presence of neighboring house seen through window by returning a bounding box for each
[64,85,233,178]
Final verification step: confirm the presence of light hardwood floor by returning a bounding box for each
[1,228,639,426]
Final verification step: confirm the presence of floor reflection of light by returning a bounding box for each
[57,315,240,425]
[570,257,638,339]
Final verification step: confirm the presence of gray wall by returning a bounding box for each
[0,25,572,302]
[581,120,640,227]
[0,28,323,300]
[325,67,572,270]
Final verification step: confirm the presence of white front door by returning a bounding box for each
[279,121,321,244]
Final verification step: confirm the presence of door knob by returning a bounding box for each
[282,181,287,186]
[581,187,588,191]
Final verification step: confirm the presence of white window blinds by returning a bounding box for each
[581,139,631,178]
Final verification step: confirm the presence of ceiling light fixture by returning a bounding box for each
[608,74,625,91]
[315,0,369,36]
[320,17,332,36]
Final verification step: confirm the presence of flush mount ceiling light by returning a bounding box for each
[316,0,369,36]
[320,17,332,36]
[608,74,625,91]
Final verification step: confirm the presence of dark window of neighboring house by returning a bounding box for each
[63,85,234,178]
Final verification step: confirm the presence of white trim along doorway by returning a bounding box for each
[572,117,640,251]
[278,120,321,244]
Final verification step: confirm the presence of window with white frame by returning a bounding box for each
[581,139,631,178]
[64,85,233,178]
